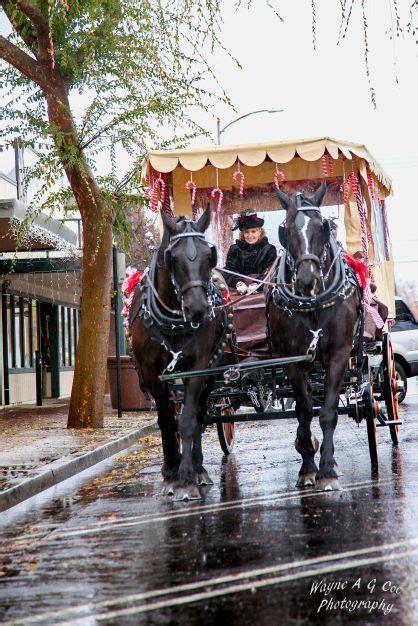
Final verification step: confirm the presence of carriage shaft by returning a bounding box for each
[159,354,312,382]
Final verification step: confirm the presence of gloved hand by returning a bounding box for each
[246,282,259,294]
[236,281,248,295]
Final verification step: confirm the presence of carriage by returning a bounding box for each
[138,136,400,495]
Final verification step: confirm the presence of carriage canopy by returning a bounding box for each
[142,136,395,316]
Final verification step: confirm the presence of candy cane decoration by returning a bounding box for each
[321,154,334,177]
[211,187,224,214]
[321,155,328,177]
[274,169,286,187]
[367,169,375,201]
[351,171,369,258]
[349,170,359,196]
[169,196,175,217]
[185,176,197,207]
[151,176,166,213]
[340,179,350,204]
[211,186,224,262]
[232,167,245,197]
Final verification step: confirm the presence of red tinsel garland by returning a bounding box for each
[343,254,367,289]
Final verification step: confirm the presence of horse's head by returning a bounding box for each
[276,181,330,297]
[160,206,217,325]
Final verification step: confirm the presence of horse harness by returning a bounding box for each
[131,221,229,376]
[164,224,218,299]
[270,194,362,356]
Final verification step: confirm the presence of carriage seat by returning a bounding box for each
[229,291,270,360]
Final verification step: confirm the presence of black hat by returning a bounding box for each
[233,213,264,231]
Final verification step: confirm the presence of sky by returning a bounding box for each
[1,1,417,289]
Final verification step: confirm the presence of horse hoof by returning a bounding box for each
[197,470,213,486]
[315,478,340,492]
[161,481,175,496]
[173,484,201,501]
[297,473,316,488]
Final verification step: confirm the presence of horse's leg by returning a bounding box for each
[192,385,213,486]
[153,383,180,495]
[316,350,349,491]
[287,364,319,487]
[174,377,206,501]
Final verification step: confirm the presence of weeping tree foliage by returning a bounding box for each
[0,0,246,428]
[312,0,416,107]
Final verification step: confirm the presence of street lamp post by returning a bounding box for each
[216,109,284,145]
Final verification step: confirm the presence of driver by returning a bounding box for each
[223,213,277,294]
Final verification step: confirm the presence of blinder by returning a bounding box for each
[164,228,217,283]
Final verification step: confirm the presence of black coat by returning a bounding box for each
[223,237,277,288]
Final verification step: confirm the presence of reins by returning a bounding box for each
[217,266,293,289]
[144,269,183,317]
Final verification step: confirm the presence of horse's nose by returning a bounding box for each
[189,309,205,324]
[296,275,318,298]
[183,302,209,323]
[183,287,210,323]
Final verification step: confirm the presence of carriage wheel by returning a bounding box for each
[363,383,379,468]
[216,400,236,455]
[382,333,400,445]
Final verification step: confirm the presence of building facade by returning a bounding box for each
[0,142,82,406]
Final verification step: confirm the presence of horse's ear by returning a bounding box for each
[323,219,331,244]
[278,224,288,249]
[160,209,177,235]
[275,185,291,210]
[195,203,211,233]
[313,180,327,207]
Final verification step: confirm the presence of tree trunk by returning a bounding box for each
[67,215,113,428]
[44,79,113,428]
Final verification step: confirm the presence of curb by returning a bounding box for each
[0,423,159,513]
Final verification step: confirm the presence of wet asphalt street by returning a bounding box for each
[1,385,418,625]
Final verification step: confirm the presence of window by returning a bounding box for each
[23,300,32,367]
[67,307,72,366]
[14,298,22,367]
[59,306,79,367]
[59,306,64,366]
[6,296,13,368]
[6,295,36,370]
[73,308,78,360]
[31,301,38,356]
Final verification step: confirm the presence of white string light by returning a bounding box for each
[50,271,55,305]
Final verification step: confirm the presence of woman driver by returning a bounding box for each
[223,213,277,294]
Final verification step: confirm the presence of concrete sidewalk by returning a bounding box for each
[0,396,158,512]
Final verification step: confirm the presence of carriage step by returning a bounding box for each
[376,420,403,427]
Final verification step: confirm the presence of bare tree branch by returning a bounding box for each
[80,118,127,151]
[0,34,45,86]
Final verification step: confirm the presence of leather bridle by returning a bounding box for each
[164,226,217,296]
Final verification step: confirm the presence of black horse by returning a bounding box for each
[130,207,228,500]
[268,181,360,490]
